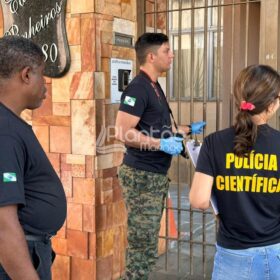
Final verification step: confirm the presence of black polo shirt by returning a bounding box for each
[119,71,172,174]
[0,103,66,235]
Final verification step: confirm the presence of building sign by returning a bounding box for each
[114,32,133,48]
[0,0,70,78]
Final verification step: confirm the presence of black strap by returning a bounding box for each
[140,70,179,131]
[25,234,53,242]
[167,105,179,131]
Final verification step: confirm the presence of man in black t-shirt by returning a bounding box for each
[0,36,66,280]
[115,33,206,279]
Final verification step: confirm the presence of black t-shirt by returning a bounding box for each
[196,124,280,249]
[118,71,172,174]
[0,103,66,235]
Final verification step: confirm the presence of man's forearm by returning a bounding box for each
[119,128,160,150]
[0,206,39,280]
[0,228,39,280]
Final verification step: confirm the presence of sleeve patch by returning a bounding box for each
[123,96,136,107]
[3,172,17,182]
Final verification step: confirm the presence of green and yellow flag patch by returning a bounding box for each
[3,172,17,182]
[124,96,136,107]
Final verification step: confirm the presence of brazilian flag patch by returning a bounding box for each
[124,96,136,107]
[3,172,17,182]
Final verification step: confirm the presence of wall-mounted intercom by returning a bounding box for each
[118,69,131,92]
[110,58,133,104]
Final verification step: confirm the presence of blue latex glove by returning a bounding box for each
[159,137,184,156]
[191,121,206,134]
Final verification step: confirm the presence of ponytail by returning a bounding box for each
[233,111,257,156]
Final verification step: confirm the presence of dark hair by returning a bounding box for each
[233,64,280,156]
[0,36,44,79]
[135,32,169,65]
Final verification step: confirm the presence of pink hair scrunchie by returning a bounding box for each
[240,101,255,111]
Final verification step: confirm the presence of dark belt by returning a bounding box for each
[25,234,53,242]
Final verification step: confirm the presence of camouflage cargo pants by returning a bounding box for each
[118,164,169,280]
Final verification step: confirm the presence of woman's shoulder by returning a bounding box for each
[261,124,280,135]
[205,127,235,141]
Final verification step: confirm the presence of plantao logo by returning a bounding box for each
[96,126,126,154]
[96,125,174,154]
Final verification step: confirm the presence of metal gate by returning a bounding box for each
[137,0,262,279]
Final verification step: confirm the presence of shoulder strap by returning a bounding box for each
[156,82,179,131]
[139,70,179,131]
[168,105,178,131]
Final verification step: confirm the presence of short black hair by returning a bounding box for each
[0,36,44,79]
[135,32,169,65]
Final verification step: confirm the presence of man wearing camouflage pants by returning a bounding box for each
[115,32,206,279]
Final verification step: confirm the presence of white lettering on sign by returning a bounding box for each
[42,43,58,62]
[4,1,63,63]
[4,1,63,39]
[4,0,28,14]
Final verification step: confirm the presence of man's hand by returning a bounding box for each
[190,121,206,134]
[159,136,184,155]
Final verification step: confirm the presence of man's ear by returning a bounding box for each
[20,66,32,84]
[146,52,154,63]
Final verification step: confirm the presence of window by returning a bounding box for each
[169,0,223,100]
